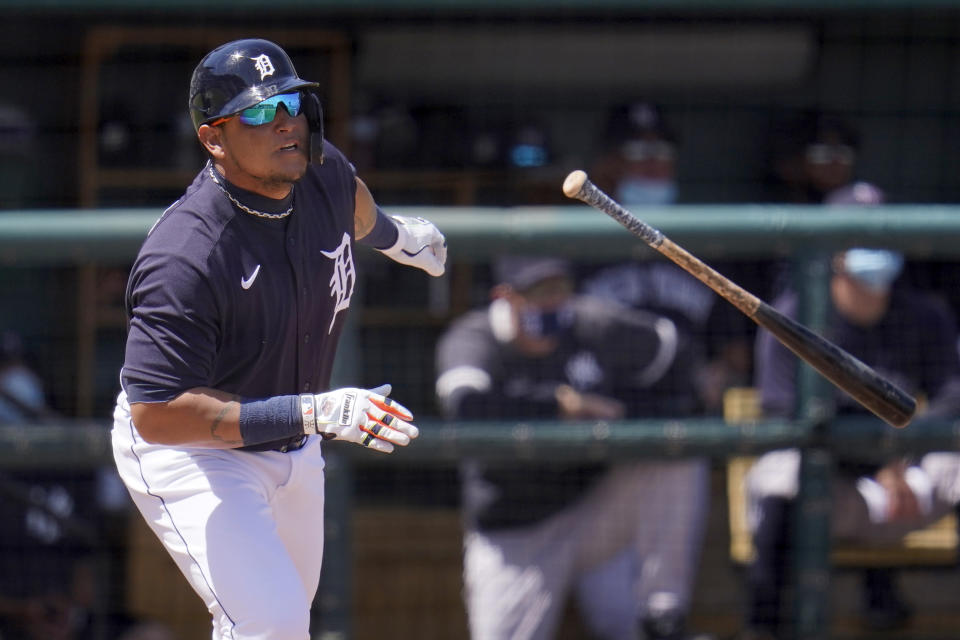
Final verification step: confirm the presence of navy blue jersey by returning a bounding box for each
[122,141,357,410]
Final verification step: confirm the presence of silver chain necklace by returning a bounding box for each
[208,167,293,220]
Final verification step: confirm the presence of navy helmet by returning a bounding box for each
[189,39,325,161]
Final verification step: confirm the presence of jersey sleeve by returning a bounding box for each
[435,312,562,420]
[435,314,500,419]
[121,248,220,403]
[580,298,700,416]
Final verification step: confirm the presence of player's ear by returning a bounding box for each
[197,124,226,160]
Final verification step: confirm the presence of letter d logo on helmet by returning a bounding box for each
[189,38,326,162]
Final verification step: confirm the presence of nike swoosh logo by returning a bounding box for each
[241,264,261,290]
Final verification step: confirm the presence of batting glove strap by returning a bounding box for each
[306,385,419,454]
[378,215,448,277]
[299,393,320,435]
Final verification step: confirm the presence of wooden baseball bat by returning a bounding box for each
[562,170,917,428]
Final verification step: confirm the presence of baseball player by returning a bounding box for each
[110,39,446,639]
[435,257,712,640]
[742,241,960,639]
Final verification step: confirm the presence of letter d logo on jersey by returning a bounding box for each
[338,392,357,427]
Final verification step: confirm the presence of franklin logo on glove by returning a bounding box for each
[339,392,356,426]
[302,384,418,453]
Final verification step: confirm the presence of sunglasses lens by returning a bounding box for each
[238,92,302,126]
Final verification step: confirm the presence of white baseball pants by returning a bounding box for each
[462,459,710,640]
[112,391,326,640]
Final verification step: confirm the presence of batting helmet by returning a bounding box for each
[189,39,325,161]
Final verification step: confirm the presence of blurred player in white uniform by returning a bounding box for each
[436,257,713,640]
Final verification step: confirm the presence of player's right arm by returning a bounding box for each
[131,384,418,453]
[130,387,244,448]
[123,209,418,453]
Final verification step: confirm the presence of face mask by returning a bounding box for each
[615,178,677,206]
[843,249,904,292]
[519,304,574,339]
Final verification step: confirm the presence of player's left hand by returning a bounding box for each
[555,384,626,420]
[308,384,419,453]
[379,215,447,277]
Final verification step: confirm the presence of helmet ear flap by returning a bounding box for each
[303,91,325,164]
[310,131,325,165]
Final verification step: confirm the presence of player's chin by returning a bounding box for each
[274,152,309,182]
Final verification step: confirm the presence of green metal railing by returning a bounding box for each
[3,204,960,639]
[4,204,960,263]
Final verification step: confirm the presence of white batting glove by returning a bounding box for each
[300,384,419,453]
[379,215,447,277]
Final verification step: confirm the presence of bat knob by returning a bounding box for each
[563,170,588,199]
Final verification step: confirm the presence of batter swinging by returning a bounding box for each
[111,39,446,639]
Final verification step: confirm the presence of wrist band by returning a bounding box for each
[238,395,303,446]
[299,393,318,434]
[358,206,399,249]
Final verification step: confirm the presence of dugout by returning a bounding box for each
[4,1,960,639]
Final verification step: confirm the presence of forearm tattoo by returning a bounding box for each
[211,396,243,446]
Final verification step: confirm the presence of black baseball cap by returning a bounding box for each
[493,256,572,292]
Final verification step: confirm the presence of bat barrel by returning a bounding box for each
[753,303,916,427]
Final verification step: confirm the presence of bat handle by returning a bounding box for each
[563,170,665,247]
[564,170,762,317]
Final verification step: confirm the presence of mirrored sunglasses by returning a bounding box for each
[212,92,303,127]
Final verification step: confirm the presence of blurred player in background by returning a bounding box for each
[590,102,679,208]
[0,330,50,422]
[765,111,866,299]
[110,39,445,639]
[740,187,960,639]
[586,102,756,414]
[0,330,91,640]
[766,110,860,206]
[436,256,713,640]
